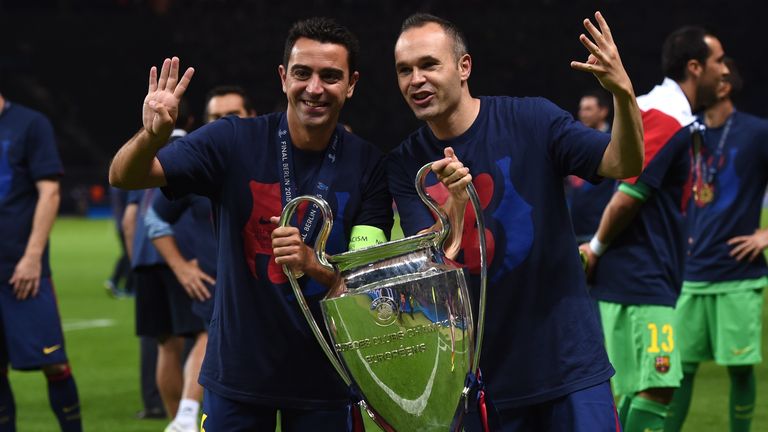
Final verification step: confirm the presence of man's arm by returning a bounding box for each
[151,236,214,301]
[10,179,60,300]
[122,203,138,261]
[109,57,194,189]
[145,205,213,301]
[579,186,644,276]
[570,12,644,179]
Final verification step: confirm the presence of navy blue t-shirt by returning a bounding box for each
[685,111,768,282]
[388,96,613,408]
[592,126,694,306]
[0,102,63,280]
[157,112,393,408]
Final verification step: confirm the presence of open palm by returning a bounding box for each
[142,57,194,138]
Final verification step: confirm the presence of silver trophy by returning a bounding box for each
[279,163,487,431]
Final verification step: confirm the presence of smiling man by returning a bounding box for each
[388,12,643,432]
[109,17,392,431]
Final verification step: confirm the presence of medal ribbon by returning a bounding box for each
[277,114,341,243]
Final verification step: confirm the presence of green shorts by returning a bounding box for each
[598,301,682,397]
[675,288,764,365]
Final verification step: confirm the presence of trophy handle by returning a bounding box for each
[415,162,488,420]
[278,196,352,387]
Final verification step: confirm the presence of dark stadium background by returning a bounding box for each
[1,0,765,215]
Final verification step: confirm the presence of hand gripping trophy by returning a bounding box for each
[279,163,488,431]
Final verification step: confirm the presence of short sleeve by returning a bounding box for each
[157,118,236,199]
[352,150,394,238]
[536,98,609,181]
[25,113,63,180]
[152,192,189,225]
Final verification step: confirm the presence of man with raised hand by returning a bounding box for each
[583,26,730,431]
[388,11,643,431]
[110,17,392,431]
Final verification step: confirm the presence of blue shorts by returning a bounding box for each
[134,265,205,338]
[463,381,620,432]
[0,278,68,370]
[201,388,357,432]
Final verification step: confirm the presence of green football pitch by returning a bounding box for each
[8,216,768,431]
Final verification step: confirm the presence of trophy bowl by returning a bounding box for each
[279,163,487,431]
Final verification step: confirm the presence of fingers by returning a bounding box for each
[149,100,173,124]
[157,58,171,92]
[748,248,762,263]
[570,60,606,75]
[166,57,179,90]
[444,147,456,160]
[271,226,300,241]
[148,66,158,93]
[269,216,281,225]
[727,235,748,245]
[173,67,195,99]
[582,18,606,49]
[578,34,604,62]
[31,278,40,298]
[594,11,613,43]
[729,241,752,261]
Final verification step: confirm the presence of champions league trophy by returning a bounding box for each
[279,163,488,431]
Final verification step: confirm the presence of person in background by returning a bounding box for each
[0,93,82,431]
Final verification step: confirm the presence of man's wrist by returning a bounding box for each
[589,236,608,257]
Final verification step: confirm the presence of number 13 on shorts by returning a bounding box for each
[647,322,674,353]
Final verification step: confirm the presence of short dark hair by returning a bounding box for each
[723,57,742,95]
[204,85,254,116]
[400,13,468,61]
[661,26,712,82]
[283,17,359,74]
[582,89,611,110]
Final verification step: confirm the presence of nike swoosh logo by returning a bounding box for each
[43,344,61,355]
[731,345,754,356]
[62,403,79,413]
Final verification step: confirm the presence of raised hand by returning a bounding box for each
[143,57,194,139]
[570,12,633,97]
[431,147,472,202]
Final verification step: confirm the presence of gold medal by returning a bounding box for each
[699,183,714,204]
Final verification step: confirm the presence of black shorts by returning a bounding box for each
[134,265,205,339]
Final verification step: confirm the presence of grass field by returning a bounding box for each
[7,216,768,431]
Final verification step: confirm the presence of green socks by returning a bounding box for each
[665,362,698,431]
[728,365,755,432]
[624,396,668,432]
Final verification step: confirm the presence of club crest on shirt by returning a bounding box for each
[654,355,671,373]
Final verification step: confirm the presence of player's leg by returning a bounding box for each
[1,278,81,432]
[41,362,81,432]
[665,291,712,431]
[166,331,206,432]
[162,266,207,431]
[597,301,638,428]
[157,335,185,418]
[713,288,763,432]
[0,312,15,432]
[622,305,682,432]
[135,266,181,418]
[665,362,699,431]
[200,388,277,431]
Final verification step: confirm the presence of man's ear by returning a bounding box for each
[346,71,360,99]
[686,59,703,81]
[458,53,472,82]
[278,65,288,93]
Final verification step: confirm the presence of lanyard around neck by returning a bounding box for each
[276,114,341,243]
